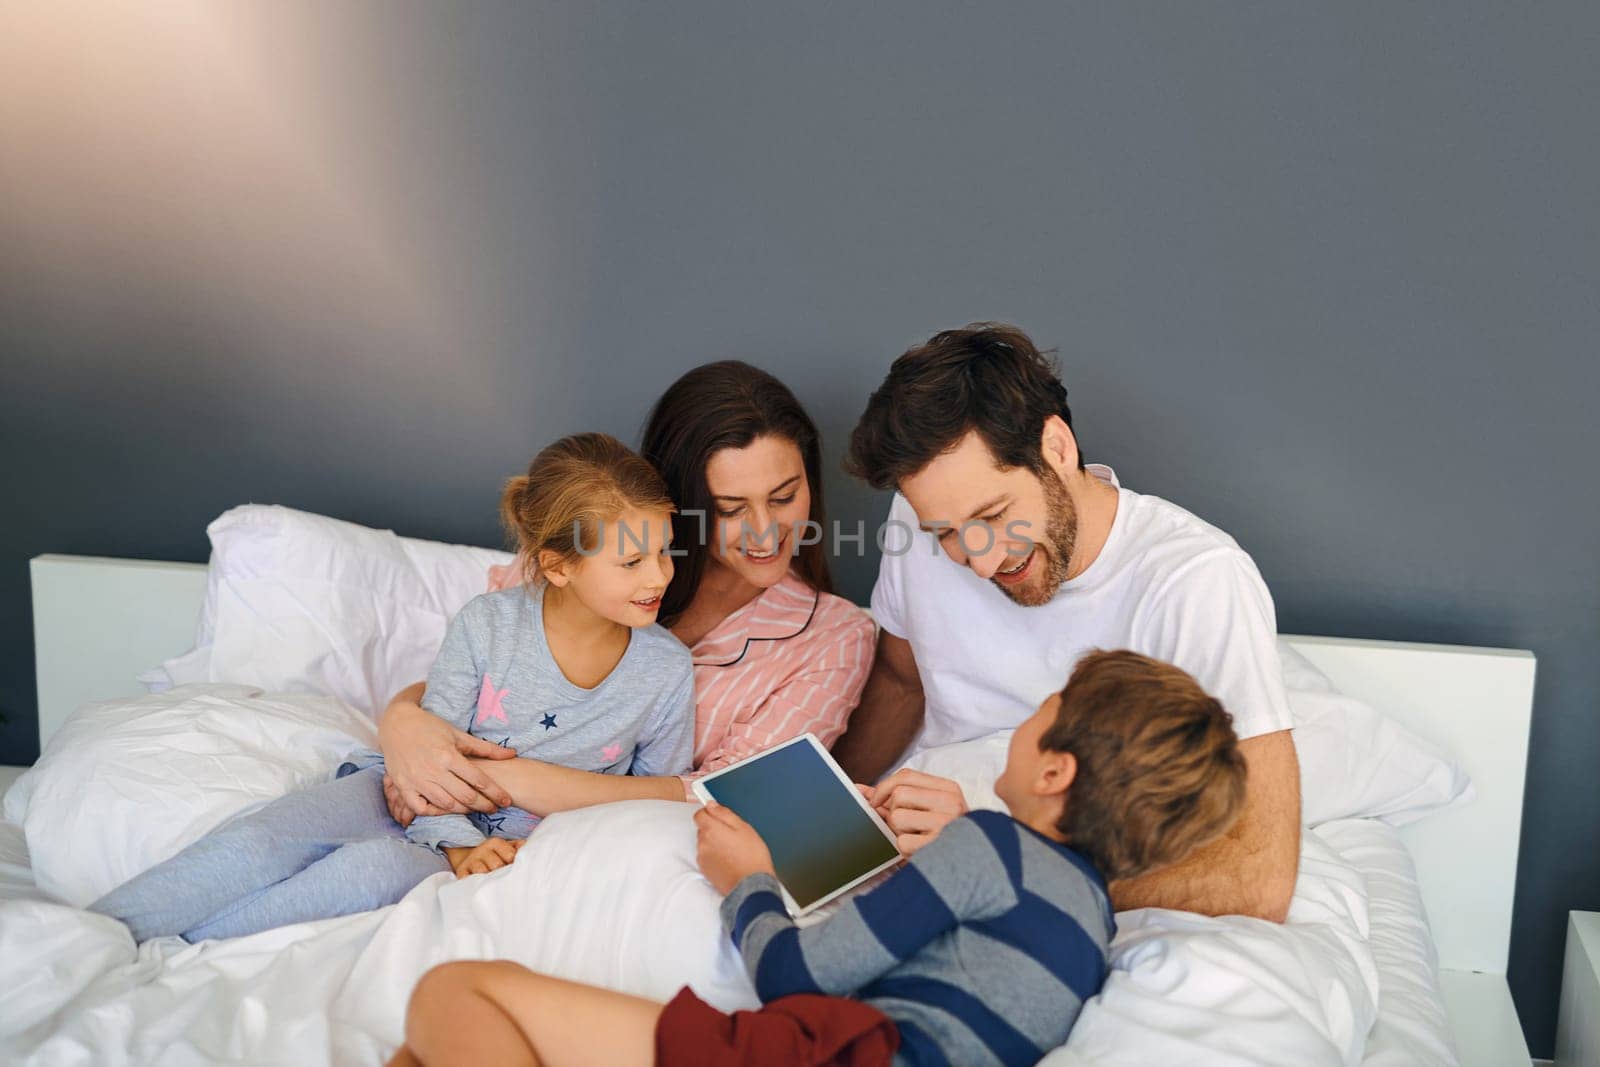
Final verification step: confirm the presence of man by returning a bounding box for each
[832,323,1300,922]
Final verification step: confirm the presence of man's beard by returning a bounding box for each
[993,471,1077,607]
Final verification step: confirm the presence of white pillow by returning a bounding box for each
[143,505,513,716]
[904,640,1472,829]
[333,799,758,1046]
[4,685,375,907]
[1051,826,1378,1066]
[1281,642,1474,827]
[341,800,1376,1066]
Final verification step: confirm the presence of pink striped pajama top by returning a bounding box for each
[680,571,876,789]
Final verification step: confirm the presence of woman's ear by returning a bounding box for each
[1039,415,1080,478]
[1034,750,1078,799]
[538,549,572,587]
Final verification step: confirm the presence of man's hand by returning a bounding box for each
[694,803,775,895]
[859,768,969,855]
[377,685,516,825]
[443,838,524,878]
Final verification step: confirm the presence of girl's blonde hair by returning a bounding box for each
[500,432,675,586]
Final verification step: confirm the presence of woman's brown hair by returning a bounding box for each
[641,361,833,625]
[1043,650,1248,882]
[501,432,675,585]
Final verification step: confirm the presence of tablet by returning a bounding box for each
[691,733,903,916]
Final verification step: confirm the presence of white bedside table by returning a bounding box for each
[1556,911,1600,1066]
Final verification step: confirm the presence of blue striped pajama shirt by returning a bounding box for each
[721,809,1115,1067]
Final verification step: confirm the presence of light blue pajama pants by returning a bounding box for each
[88,764,451,943]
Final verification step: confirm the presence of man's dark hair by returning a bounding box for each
[843,322,1081,490]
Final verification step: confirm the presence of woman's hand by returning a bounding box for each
[694,803,775,895]
[443,838,524,878]
[378,685,516,825]
[858,769,969,855]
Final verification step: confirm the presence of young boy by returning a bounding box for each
[387,649,1249,1067]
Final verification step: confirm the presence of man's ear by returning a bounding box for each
[1034,749,1078,799]
[1039,414,1080,478]
[538,549,572,588]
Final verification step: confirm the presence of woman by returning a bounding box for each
[377,361,876,823]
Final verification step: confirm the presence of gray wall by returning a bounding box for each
[1,2,1594,1054]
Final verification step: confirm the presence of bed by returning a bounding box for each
[4,549,1537,1066]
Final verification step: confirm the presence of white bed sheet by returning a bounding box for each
[1319,818,1459,1067]
[0,802,750,1066]
[0,680,1457,1067]
[0,810,1457,1067]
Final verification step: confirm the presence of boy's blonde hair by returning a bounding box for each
[500,433,675,586]
[1042,650,1248,881]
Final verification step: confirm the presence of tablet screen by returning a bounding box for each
[699,739,901,910]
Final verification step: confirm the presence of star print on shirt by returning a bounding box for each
[479,812,508,837]
[474,675,510,727]
[494,737,512,749]
[601,743,623,762]
[540,713,558,731]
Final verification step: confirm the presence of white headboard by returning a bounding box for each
[30,554,207,746]
[1283,634,1534,977]
[30,555,1535,980]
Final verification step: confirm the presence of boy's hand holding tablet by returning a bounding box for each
[690,734,903,915]
[858,768,972,855]
[693,804,777,895]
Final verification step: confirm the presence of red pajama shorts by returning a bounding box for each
[654,986,899,1067]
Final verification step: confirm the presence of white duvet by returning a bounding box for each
[2,687,1391,1067]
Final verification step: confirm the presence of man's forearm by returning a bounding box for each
[474,759,685,816]
[1109,817,1300,921]
[831,689,924,783]
[831,631,928,784]
[1111,730,1301,922]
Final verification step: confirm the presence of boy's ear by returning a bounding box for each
[538,549,572,587]
[1033,749,1078,799]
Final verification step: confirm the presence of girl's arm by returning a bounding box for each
[468,758,685,816]
[465,665,697,816]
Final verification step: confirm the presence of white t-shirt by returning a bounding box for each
[870,464,1292,754]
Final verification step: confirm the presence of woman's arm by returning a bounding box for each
[379,683,516,819]
[468,757,685,816]
[463,658,696,815]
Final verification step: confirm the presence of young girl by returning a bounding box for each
[90,433,696,942]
